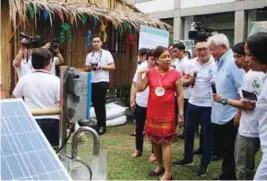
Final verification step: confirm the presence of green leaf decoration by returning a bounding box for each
[123,22,129,30]
[59,23,72,44]
[81,14,88,25]
[29,3,35,20]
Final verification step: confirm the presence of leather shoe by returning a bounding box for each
[98,127,106,135]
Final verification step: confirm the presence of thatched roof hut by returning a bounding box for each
[8,0,170,30]
[1,0,171,95]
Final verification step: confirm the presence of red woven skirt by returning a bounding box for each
[145,119,176,144]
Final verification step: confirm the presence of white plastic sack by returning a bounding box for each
[106,116,127,127]
[90,102,127,120]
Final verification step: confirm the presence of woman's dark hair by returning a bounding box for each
[32,48,53,69]
[247,32,267,65]
[154,46,168,59]
[146,49,155,59]
[138,48,148,56]
[232,42,245,55]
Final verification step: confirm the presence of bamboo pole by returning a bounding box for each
[30,108,61,116]
[8,21,22,43]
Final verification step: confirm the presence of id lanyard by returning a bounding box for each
[155,69,168,97]
[33,70,51,74]
[91,51,102,64]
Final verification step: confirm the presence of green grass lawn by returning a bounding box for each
[73,122,262,180]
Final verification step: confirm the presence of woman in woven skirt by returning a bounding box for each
[136,46,184,180]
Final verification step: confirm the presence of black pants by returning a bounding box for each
[135,104,147,152]
[92,82,108,128]
[36,118,59,147]
[182,98,189,134]
[213,119,238,179]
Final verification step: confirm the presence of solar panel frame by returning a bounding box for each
[0,98,72,181]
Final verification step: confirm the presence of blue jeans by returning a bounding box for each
[184,103,212,166]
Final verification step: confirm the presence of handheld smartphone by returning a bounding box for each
[241,89,258,101]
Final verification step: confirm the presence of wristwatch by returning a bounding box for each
[178,114,184,118]
[221,98,228,106]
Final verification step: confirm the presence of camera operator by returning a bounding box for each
[85,35,115,135]
[12,48,60,147]
[43,42,64,76]
[13,38,33,78]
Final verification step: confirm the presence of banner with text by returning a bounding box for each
[138,25,169,50]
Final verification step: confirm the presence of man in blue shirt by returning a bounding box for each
[208,34,245,180]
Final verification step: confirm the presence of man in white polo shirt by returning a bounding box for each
[173,42,216,176]
[13,48,60,147]
[172,42,191,138]
[213,42,266,180]
[85,35,115,135]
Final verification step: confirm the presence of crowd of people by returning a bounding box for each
[11,35,115,147]
[130,32,267,180]
[6,30,267,180]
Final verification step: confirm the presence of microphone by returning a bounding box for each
[191,71,198,88]
[210,79,217,94]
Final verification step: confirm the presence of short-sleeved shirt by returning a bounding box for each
[238,70,266,138]
[189,56,216,107]
[173,56,191,99]
[51,57,60,76]
[132,61,149,108]
[255,74,267,153]
[85,49,114,83]
[211,50,245,125]
[13,57,34,78]
[13,70,60,119]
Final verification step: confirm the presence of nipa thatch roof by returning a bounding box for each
[8,0,172,31]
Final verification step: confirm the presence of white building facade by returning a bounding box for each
[133,0,267,45]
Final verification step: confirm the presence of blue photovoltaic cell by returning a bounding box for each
[0,99,72,180]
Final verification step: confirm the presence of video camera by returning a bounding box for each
[20,32,45,49]
[49,39,60,56]
[188,22,215,43]
[20,32,60,56]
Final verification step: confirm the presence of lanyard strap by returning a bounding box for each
[33,70,51,74]
[91,50,102,64]
[157,68,167,87]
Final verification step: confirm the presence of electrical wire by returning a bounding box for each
[56,120,76,154]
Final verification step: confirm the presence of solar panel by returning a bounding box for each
[0,99,72,180]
